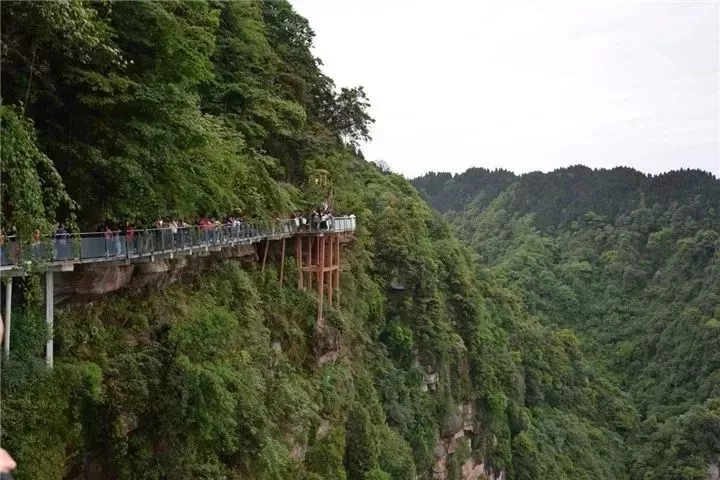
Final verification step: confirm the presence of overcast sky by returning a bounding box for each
[291,0,720,178]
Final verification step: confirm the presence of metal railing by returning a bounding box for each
[0,216,357,270]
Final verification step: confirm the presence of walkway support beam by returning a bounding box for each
[45,271,54,368]
[3,278,12,356]
[296,236,303,289]
[317,234,325,324]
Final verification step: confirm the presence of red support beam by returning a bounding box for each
[317,235,325,324]
[328,235,335,306]
[335,234,341,307]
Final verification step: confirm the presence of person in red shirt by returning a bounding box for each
[124,221,136,254]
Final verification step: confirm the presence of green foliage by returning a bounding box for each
[2,2,696,479]
[306,427,347,480]
[0,106,74,235]
[375,425,415,480]
[415,166,720,479]
[362,469,392,480]
[344,403,380,480]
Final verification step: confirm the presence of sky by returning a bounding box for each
[291,0,720,179]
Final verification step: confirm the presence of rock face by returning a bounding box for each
[314,321,342,367]
[389,267,407,290]
[431,403,505,480]
[54,245,260,304]
[708,459,720,480]
[55,264,135,300]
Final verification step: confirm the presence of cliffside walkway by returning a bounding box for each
[0,216,357,367]
[0,216,356,274]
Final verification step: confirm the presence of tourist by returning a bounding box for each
[55,223,68,259]
[169,220,178,248]
[123,221,136,254]
[32,229,44,259]
[104,225,114,256]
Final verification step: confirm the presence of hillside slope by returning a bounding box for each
[413,166,720,479]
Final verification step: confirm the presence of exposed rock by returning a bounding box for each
[459,403,477,433]
[389,267,407,290]
[434,442,447,460]
[462,457,486,480]
[430,403,500,480]
[441,414,464,438]
[423,370,439,391]
[291,438,307,461]
[708,459,720,480]
[136,259,173,274]
[432,446,447,480]
[53,240,275,303]
[117,413,139,436]
[318,349,340,366]
[316,419,331,440]
[55,264,135,299]
[314,322,342,366]
[220,244,258,260]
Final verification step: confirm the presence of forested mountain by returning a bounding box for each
[0,2,651,480]
[414,166,720,478]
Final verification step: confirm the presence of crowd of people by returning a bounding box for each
[293,202,335,231]
[1,204,351,263]
[92,215,254,257]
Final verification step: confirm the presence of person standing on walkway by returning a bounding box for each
[104,225,113,256]
[124,222,136,254]
[55,224,68,260]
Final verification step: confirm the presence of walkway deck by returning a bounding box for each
[0,216,356,277]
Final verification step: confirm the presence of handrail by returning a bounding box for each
[0,215,357,270]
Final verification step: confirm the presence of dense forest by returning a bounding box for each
[0,2,715,480]
[414,167,720,479]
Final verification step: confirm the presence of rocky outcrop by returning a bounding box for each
[708,459,720,480]
[423,371,439,391]
[55,264,135,300]
[461,457,486,480]
[431,403,505,480]
[389,267,407,290]
[314,316,342,367]
[54,244,262,304]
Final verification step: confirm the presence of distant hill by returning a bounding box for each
[414,166,719,229]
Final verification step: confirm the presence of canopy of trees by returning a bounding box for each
[414,166,720,479]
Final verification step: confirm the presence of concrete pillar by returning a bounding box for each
[3,278,12,356]
[45,271,54,368]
